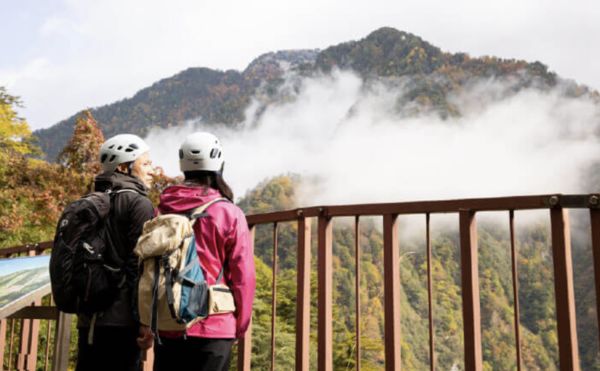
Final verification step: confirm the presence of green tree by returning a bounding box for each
[0,87,38,155]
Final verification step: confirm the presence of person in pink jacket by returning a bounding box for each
[138,132,256,371]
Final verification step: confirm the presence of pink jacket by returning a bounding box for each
[158,184,256,339]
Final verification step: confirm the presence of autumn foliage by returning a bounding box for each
[58,109,104,176]
[1,98,107,247]
[0,92,184,249]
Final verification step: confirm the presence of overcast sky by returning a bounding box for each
[1,0,598,130]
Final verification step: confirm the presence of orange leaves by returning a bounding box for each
[148,166,178,205]
[58,110,104,176]
[0,108,100,245]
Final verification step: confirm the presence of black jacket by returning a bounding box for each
[78,172,154,328]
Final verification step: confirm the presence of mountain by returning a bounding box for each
[34,49,318,161]
[33,27,597,161]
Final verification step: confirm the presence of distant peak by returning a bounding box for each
[365,27,437,49]
[316,27,444,75]
[366,27,412,39]
[245,49,319,71]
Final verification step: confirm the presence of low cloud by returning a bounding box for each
[145,70,600,206]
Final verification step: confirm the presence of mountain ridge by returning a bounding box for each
[34,27,597,160]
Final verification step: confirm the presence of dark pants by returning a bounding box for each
[76,327,141,371]
[153,337,234,371]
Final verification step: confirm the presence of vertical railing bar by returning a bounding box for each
[459,210,482,371]
[588,208,600,354]
[45,296,56,371]
[44,317,53,371]
[237,225,255,371]
[271,222,279,371]
[8,319,15,371]
[550,208,580,370]
[15,248,42,370]
[51,312,72,371]
[318,213,333,371]
[17,317,30,370]
[426,213,435,371]
[509,210,523,371]
[383,213,401,371]
[355,215,361,371]
[24,248,42,370]
[295,216,311,371]
[17,249,40,371]
[0,319,6,370]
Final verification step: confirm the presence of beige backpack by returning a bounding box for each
[134,198,235,334]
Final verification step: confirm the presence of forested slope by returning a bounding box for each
[34,28,597,161]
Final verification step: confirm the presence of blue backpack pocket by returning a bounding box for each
[178,236,208,322]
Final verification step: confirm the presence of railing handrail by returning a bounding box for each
[246,193,598,225]
[0,241,53,257]
[2,194,596,256]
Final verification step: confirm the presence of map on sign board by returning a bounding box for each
[0,255,51,311]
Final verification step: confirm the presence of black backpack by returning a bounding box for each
[50,189,135,314]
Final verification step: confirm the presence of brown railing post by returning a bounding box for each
[426,213,435,371]
[0,319,6,369]
[51,312,71,371]
[9,319,16,371]
[44,318,52,371]
[318,212,333,371]
[589,208,600,354]
[17,312,32,369]
[238,225,255,371]
[271,223,279,371]
[383,214,401,371]
[509,210,523,371]
[459,210,482,371]
[296,216,311,371]
[17,250,41,371]
[355,216,361,371]
[550,207,580,370]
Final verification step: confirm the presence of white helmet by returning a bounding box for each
[99,134,150,172]
[179,132,224,172]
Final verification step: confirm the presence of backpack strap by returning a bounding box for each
[163,252,186,324]
[110,188,141,195]
[215,263,227,284]
[187,197,231,285]
[151,257,162,345]
[102,188,143,268]
[188,197,229,220]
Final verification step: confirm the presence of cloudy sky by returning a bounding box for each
[1,0,598,130]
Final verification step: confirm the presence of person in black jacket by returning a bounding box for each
[76,134,155,371]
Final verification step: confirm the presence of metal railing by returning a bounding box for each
[2,193,599,370]
[243,194,600,371]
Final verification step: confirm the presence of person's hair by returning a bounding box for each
[184,171,234,201]
[115,161,134,175]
